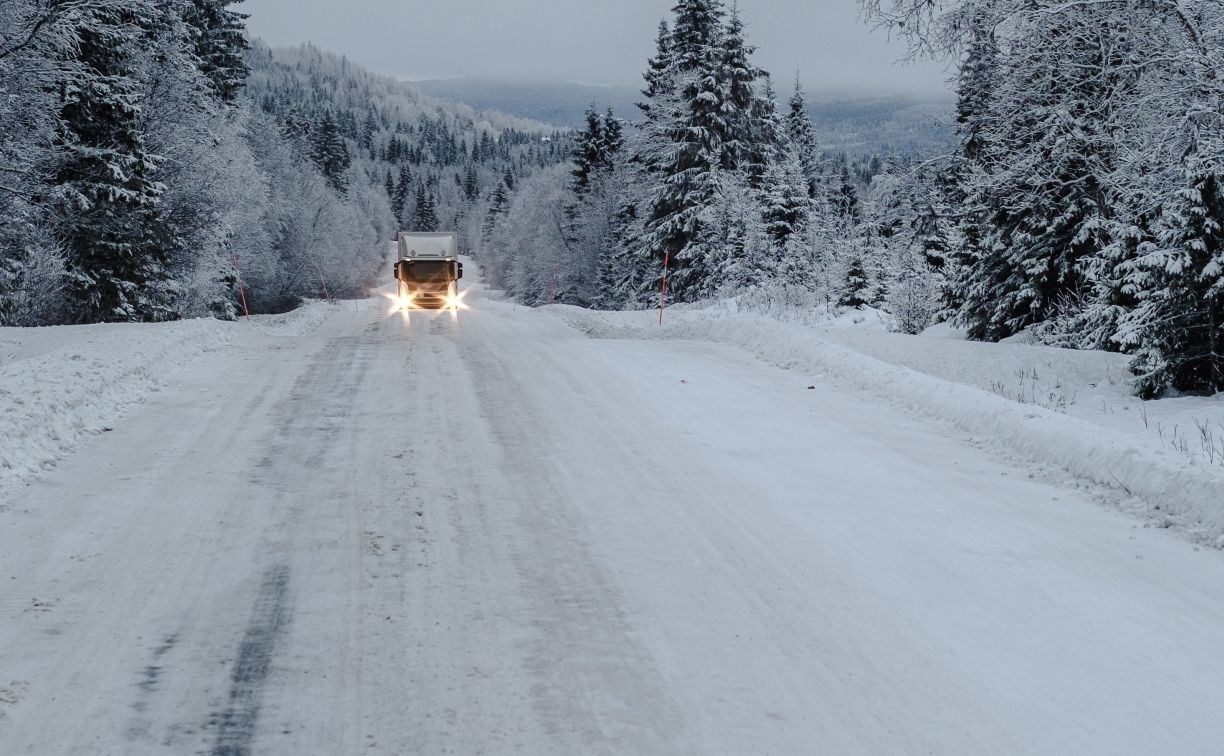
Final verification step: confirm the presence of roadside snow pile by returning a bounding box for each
[0,301,342,501]
[546,305,1224,546]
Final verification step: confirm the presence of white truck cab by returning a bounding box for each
[393,232,464,310]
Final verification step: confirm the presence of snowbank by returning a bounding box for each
[546,305,1224,546]
[0,302,340,502]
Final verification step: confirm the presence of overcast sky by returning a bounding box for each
[241,0,951,95]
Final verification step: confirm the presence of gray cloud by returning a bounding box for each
[242,0,951,95]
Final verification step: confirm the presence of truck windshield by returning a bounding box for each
[405,261,451,284]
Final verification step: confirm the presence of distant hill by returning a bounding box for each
[412,78,640,132]
[411,77,954,156]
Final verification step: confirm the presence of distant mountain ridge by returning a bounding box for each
[411,77,954,156]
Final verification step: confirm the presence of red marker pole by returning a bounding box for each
[658,249,670,326]
[231,254,251,320]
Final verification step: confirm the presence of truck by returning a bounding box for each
[392,232,464,310]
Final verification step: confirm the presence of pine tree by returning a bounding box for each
[482,181,510,241]
[957,9,1128,341]
[55,0,172,322]
[572,106,605,194]
[392,164,413,223]
[413,185,439,232]
[718,5,764,177]
[839,255,870,309]
[182,0,250,103]
[600,109,624,160]
[1119,150,1224,396]
[786,73,822,198]
[762,147,812,259]
[463,163,480,202]
[640,0,728,302]
[638,19,674,121]
[312,111,351,192]
[836,159,859,223]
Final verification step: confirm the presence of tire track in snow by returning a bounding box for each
[209,564,292,756]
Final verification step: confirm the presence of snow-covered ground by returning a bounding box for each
[0,302,341,504]
[548,303,1224,546]
[2,276,1224,753]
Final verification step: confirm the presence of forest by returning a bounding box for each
[0,1,566,323]
[477,0,1224,397]
[2,0,1222,398]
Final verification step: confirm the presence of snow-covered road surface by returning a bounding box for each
[2,286,1224,754]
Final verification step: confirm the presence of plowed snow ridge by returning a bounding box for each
[0,302,338,500]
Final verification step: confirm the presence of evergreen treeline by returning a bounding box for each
[0,3,568,323]
[478,0,1224,397]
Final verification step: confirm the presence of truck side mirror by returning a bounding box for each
[457,263,464,280]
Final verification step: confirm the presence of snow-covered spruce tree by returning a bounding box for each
[595,153,655,310]
[312,111,351,193]
[1114,8,1224,396]
[1120,153,1224,396]
[786,73,822,199]
[131,0,251,319]
[708,170,771,295]
[599,108,624,159]
[639,19,674,120]
[761,145,813,289]
[563,109,625,306]
[462,163,479,202]
[943,6,997,321]
[838,254,870,309]
[392,164,413,224]
[571,106,606,196]
[412,184,438,231]
[482,181,510,242]
[960,8,1135,342]
[638,0,728,302]
[53,0,174,323]
[834,158,860,224]
[638,72,724,302]
[718,5,769,183]
[182,0,249,103]
[745,73,785,188]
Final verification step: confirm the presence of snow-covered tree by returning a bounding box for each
[52,0,173,322]
[786,73,822,199]
[182,0,249,103]
[312,111,351,193]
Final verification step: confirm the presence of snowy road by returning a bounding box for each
[3,284,1224,754]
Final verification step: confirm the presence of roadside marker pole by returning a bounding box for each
[658,249,670,326]
[319,271,332,303]
[231,254,251,320]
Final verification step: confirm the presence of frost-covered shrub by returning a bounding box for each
[887,271,941,335]
[0,227,69,327]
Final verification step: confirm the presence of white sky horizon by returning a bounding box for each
[242,0,953,98]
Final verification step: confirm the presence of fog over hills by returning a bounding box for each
[412,77,954,156]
